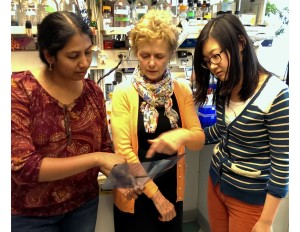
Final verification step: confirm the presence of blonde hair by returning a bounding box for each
[129,9,180,55]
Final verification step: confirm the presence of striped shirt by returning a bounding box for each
[205,75,289,205]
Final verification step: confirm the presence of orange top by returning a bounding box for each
[111,78,204,213]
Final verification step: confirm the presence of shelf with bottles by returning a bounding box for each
[11,0,86,35]
[101,23,204,37]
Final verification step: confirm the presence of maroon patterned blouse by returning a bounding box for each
[11,71,112,216]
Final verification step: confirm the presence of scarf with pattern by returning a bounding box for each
[132,67,179,133]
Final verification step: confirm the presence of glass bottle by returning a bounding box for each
[193,0,198,11]
[127,0,136,25]
[134,0,148,21]
[113,0,130,27]
[103,0,117,17]
[201,0,208,15]
[11,0,20,26]
[37,0,50,24]
[187,1,195,20]
[102,5,113,29]
[19,0,28,26]
[153,0,171,12]
[178,4,187,23]
[150,0,157,9]
[195,1,202,21]
[202,0,211,21]
[59,0,76,13]
[177,0,183,16]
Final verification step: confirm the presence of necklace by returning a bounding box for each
[228,104,237,117]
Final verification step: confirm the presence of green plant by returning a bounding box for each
[265,1,289,36]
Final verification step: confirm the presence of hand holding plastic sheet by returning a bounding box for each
[101,154,185,191]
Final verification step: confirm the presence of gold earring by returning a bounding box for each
[49,63,53,71]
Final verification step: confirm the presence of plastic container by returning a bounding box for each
[198,105,217,128]
[198,75,217,128]
[103,35,114,49]
[179,38,197,48]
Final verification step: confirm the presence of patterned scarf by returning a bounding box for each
[132,67,179,133]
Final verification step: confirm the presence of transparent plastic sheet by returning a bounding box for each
[101,154,185,191]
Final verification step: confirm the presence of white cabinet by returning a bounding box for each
[95,193,115,232]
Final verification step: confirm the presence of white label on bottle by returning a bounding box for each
[103,18,112,28]
[114,9,129,15]
[136,8,147,14]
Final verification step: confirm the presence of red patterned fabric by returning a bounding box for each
[11,71,112,216]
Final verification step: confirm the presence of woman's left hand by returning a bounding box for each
[151,190,176,222]
[251,220,273,232]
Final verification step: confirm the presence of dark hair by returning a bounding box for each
[37,11,93,67]
[193,14,271,106]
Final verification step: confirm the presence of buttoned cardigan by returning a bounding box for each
[206,75,289,205]
[111,78,203,213]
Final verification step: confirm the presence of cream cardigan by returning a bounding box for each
[111,77,204,213]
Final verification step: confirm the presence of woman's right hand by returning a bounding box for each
[151,190,176,222]
[97,152,126,176]
[146,128,185,158]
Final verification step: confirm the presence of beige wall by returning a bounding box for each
[11,51,44,72]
